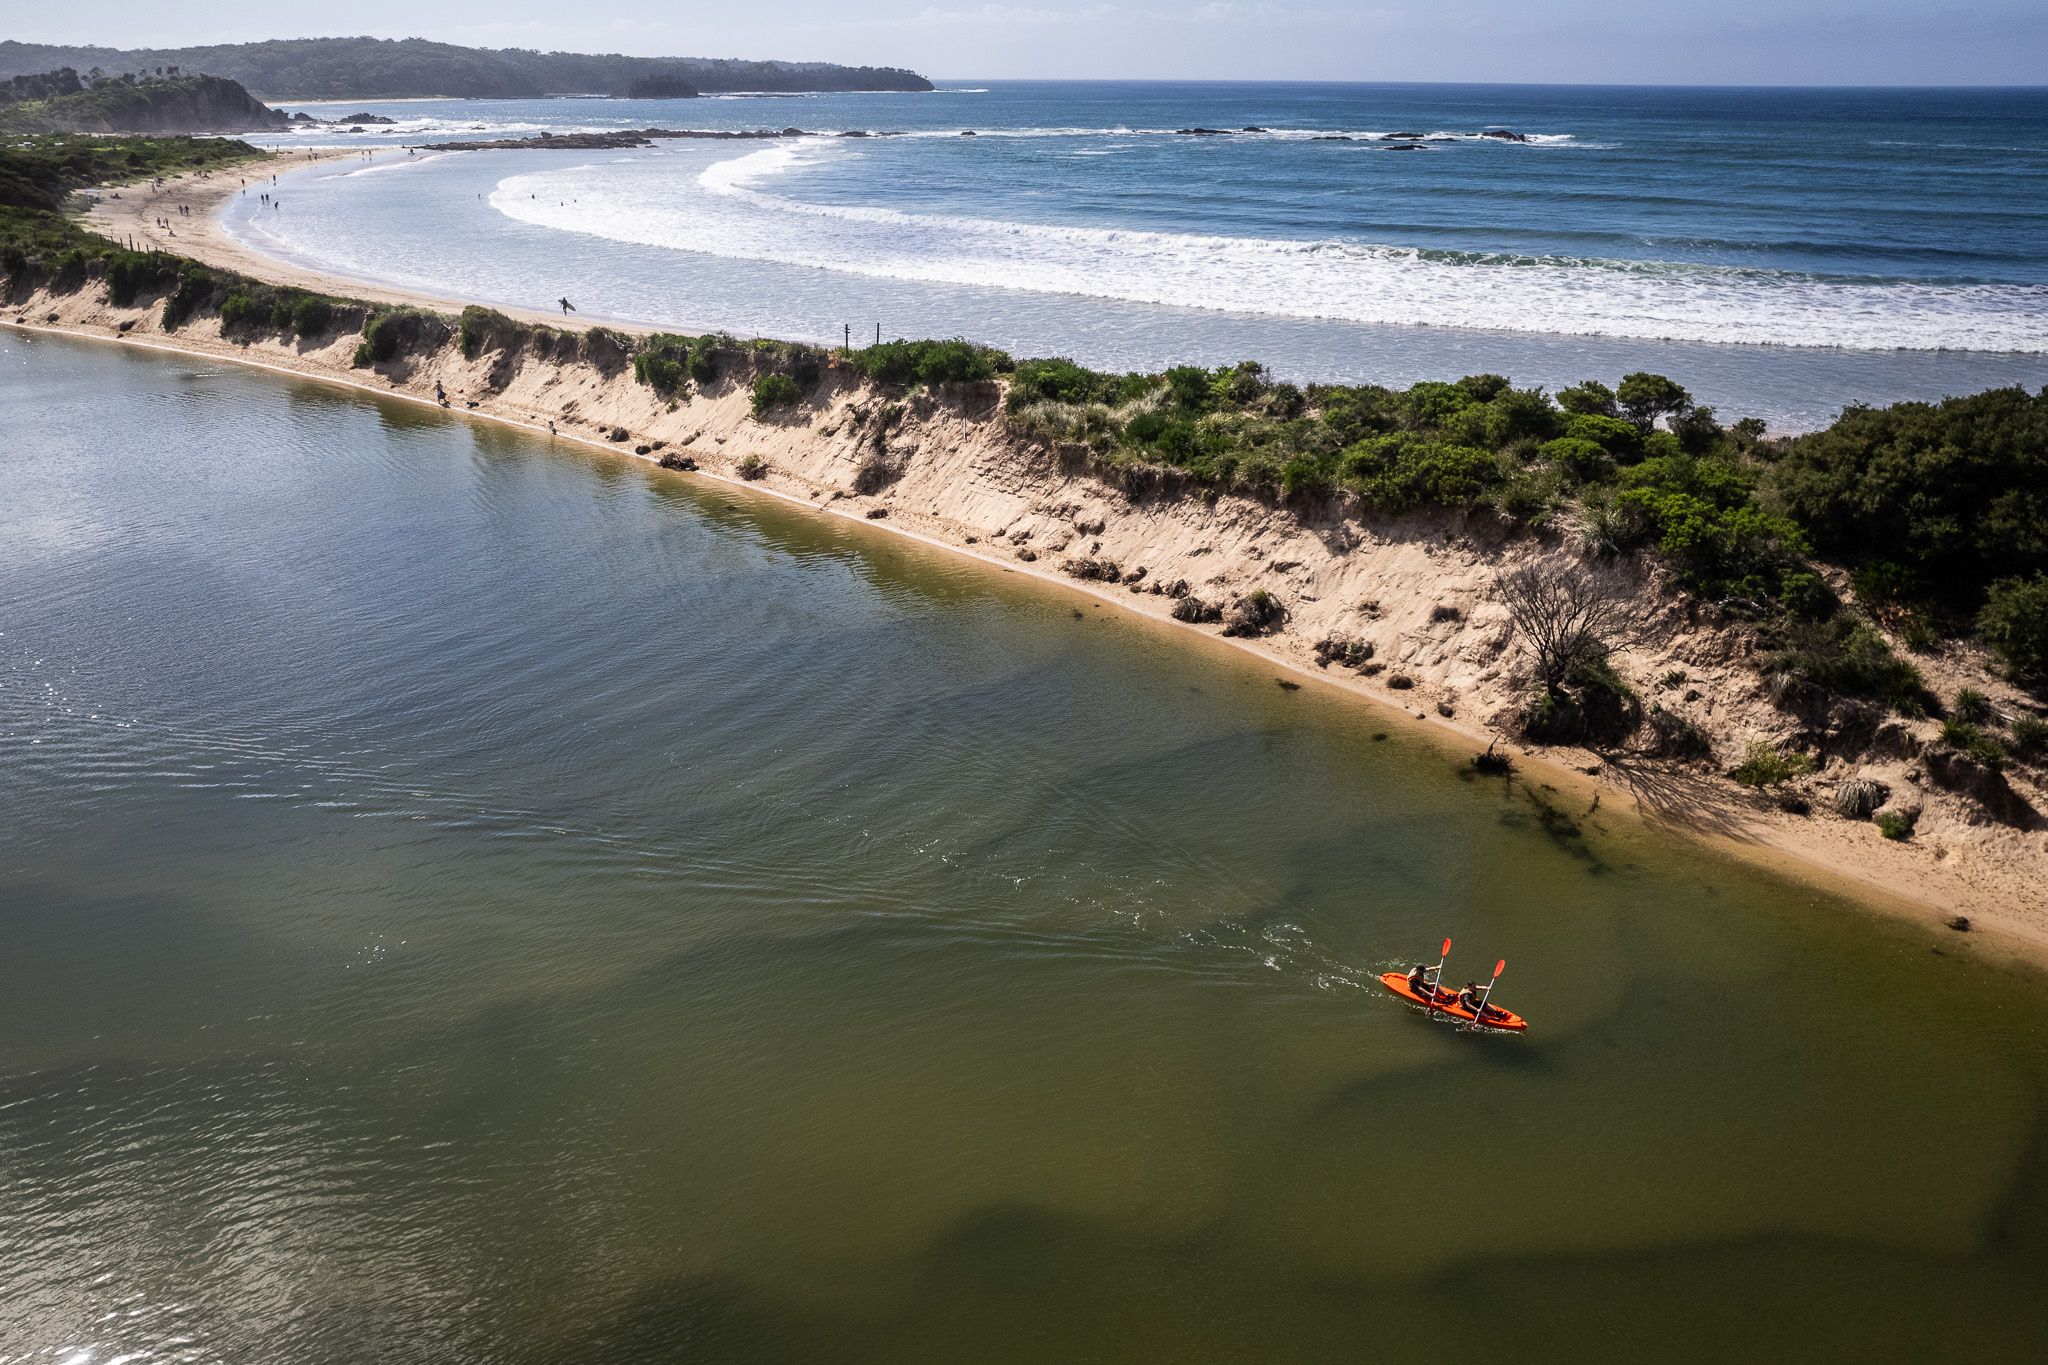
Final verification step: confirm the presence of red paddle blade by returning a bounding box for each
[1494,959,1507,978]
[1441,938,1452,957]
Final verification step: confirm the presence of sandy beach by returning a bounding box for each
[10,148,2042,970]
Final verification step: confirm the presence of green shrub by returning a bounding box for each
[1951,688,1992,724]
[1537,435,1614,484]
[103,249,175,306]
[1341,434,1500,512]
[288,295,334,336]
[1732,743,1813,788]
[1875,811,1913,840]
[2011,715,2048,758]
[750,372,801,415]
[1977,574,2048,683]
[850,338,1002,387]
[1772,388,2048,617]
[1557,380,1618,417]
[1760,615,1923,713]
[1940,718,2007,769]
[736,453,767,479]
[356,307,446,365]
[217,289,268,331]
[632,349,687,397]
[159,266,216,328]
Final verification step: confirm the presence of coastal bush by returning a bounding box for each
[1977,574,2048,684]
[355,306,447,366]
[1940,718,2007,770]
[288,294,335,336]
[1771,387,2048,617]
[1520,658,1641,747]
[2011,715,2048,759]
[850,338,1003,387]
[631,334,698,395]
[1875,811,1914,840]
[1759,615,1923,714]
[750,372,801,415]
[1731,743,1813,788]
[102,248,177,306]
[736,453,767,479]
[159,265,217,328]
[1950,688,1993,724]
[1612,452,1804,600]
[217,289,268,332]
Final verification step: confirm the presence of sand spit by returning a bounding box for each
[10,152,2044,969]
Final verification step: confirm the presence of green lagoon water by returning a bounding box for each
[3,331,2047,1362]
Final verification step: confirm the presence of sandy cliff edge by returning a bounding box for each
[10,148,2043,972]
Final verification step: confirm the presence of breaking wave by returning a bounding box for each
[488,144,2048,352]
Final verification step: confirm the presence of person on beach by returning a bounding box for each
[434,381,448,407]
[559,298,576,316]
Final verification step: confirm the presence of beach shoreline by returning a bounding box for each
[16,149,2045,972]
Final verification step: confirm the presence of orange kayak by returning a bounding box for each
[1378,971,1529,1032]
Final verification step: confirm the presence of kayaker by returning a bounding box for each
[1458,981,1487,1015]
[1406,963,1436,998]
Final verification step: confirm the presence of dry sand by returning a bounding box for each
[11,149,2044,972]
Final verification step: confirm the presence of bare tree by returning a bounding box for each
[1496,564,1629,693]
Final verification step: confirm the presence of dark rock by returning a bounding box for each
[1221,591,1286,638]
[657,452,698,471]
[1122,566,1148,584]
[634,444,653,455]
[116,318,136,332]
[959,130,977,137]
[865,507,888,519]
[1947,915,1972,932]
[1386,131,1427,140]
[1430,604,1462,623]
[1387,675,1416,690]
[608,427,630,442]
[1276,679,1300,691]
[1016,548,1037,562]
[1062,556,1121,582]
[1172,596,1223,624]
[1776,792,1812,816]
[1384,144,1423,151]
[1311,135,1354,142]
[1242,126,1269,133]
[1479,129,1530,142]
[1312,637,1374,669]
[333,113,398,125]
[1175,127,1234,136]
[1437,701,1456,718]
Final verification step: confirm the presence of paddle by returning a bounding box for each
[1426,937,1451,1012]
[1469,959,1506,1028]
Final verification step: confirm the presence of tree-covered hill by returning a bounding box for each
[0,72,289,135]
[0,38,934,100]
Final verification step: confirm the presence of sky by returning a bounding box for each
[9,2,2045,85]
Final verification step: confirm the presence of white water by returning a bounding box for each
[487,143,2048,352]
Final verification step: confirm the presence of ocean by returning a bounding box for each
[223,81,2048,427]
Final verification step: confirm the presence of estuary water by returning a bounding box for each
[4,331,2048,1361]
[219,81,2048,430]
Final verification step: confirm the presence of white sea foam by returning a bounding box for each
[486,144,2048,353]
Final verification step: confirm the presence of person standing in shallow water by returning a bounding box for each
[560,298,576,316]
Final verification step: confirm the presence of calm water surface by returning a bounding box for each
[4,332,2048,1361]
